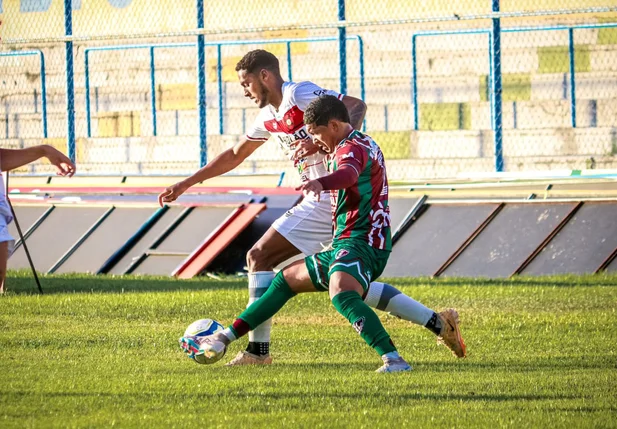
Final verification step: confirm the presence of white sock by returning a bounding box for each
[247,271,275,343]
[220,328,236,344]
[382,351,401,360]
[364,282,434,326]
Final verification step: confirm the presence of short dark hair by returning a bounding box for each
[304,95,350,126]
[235,49,281,75]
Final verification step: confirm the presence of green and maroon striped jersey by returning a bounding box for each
[327,130,392,251]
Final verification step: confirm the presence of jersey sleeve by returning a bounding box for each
[335,142,368,177]
[290,81,343,111]
[245,110,270,142]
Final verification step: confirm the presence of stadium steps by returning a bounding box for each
[6,129,616,180]
[9,155,617,181]
[3,72,617,122]
[410,127,617,159]
[3,98,616,140]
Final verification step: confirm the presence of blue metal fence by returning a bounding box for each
[411,21,617,172]
[5,0,614,174]
[84,35,365,140]
[491,0,503,172]
[0,50,48,138]
[64,0,76,162]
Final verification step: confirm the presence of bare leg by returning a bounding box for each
[246,227,301,272]
[228,228,303,363]
[282,259,321,293]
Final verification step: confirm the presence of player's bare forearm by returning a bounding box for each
[342,96,367,130]
[159,138,264,206]
[1,146,50,172]
[183,149,243,187]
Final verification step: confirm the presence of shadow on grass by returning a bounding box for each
[410,358,616,372]
[4,271,247,295]
[385,275,617,288]
[2,389,584,404]
[276,358,616,373]
[6,271,617,296]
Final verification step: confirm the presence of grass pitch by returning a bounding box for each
[1,272,616,428]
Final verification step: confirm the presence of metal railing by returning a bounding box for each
[84,35,365,138]
[0,50,48,138]
[4,0,615,176]
[411,22,617,170]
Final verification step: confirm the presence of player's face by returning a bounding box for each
[306,122,337,154]
[238,70,269,108]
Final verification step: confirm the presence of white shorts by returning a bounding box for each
[272,194,333,256]
[0,213,15,257]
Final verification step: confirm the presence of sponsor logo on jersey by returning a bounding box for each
[295,157,308,175]
[264,105,305,134]
[313,89,328,96]
[352,316,365,334]
[277,128,309,148]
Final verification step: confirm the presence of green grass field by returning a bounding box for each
[1,272,616,428]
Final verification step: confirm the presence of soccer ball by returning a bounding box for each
[182,319,227,365]
[184,318,224,338]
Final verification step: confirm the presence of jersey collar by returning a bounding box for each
[336,128,359,149]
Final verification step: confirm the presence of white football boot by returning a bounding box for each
[375,356,412,373]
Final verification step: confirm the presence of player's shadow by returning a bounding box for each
[3,272,247,295]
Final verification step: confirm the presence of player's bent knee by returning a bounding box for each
[328,271,365,300]
[246,245,274,272]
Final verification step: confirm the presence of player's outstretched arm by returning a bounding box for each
[0,145,75,176]
[295,166,359,200]
[342,95,367,131]
[158,137,266,206]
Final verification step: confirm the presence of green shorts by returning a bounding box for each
[305,239,390,292]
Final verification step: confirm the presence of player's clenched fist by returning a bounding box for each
[296,179,323,201]
[158,181,190,207]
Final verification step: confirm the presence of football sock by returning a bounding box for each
[247,271,275,343]
[382,351,401,360]
[219,328,236,344]
[331,290,396,356]
[229,272,297,339]
[364,282,435,326]
[246,341,270,356]
[424,312,442,336]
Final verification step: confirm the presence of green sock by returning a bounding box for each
[331,290,396,356]
[230,272,297,338]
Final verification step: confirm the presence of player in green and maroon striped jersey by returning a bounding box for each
[180,96,465,372]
